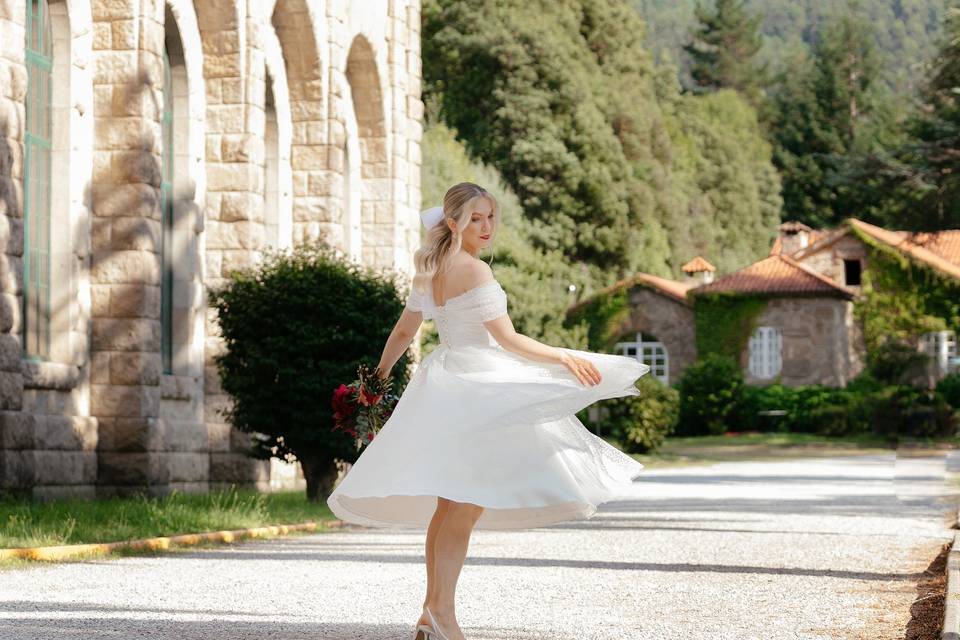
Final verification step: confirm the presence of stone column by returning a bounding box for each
[0,2,28,494]
[90,0,167,497]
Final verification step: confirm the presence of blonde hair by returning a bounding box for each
[411,182,500,294]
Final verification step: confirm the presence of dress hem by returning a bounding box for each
[327,491,604,531]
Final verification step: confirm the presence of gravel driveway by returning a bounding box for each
[1,451,957,640]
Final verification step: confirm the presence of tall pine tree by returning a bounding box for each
[682,0,767,104]
[767,6,881,227]
[852,4,960,230]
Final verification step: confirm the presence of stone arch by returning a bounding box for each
[262,25,293,251]
[42,0,93,370]
[345,34,390,267]
[161,0,206,378]
[271,0,327,245]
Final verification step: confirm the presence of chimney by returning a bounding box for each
[778,221,813,256]
[681,256,716,286]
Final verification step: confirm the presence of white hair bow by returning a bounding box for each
[420,206,444,230]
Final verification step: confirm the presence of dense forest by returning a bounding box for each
[633,0,944,96]
[421,0,960,342]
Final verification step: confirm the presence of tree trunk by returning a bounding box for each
[300,455,339,503]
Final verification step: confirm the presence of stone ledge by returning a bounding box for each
[22,360,81,391]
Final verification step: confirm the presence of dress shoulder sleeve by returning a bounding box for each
[476,282,508,322]
[404,284,426,313]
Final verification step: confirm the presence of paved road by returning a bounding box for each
[1,452,958,640]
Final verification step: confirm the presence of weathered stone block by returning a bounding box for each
[0,411,31,449]
[0,449,33,487]
[34,450,97,485]
[110,351,161,385]
[109,284,160,318]
[163,451,208,483]
[207,220,264,250]
[110,216,160,252]
[219,192,260,223]
[92,317,160,351]
[209,451,268,485]
[91,249,160,286]
[0,370,22,410]
[90,383,159,418]
[98,451,150,485]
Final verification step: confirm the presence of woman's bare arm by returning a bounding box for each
[375,308,423,380]
[484,315,601,386]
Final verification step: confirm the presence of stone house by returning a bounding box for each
[568,218,960,389]
[0,0,424,499]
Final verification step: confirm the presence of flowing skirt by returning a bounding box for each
[326,342,650,530]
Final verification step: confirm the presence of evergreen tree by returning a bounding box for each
[852,4,960,230]
[682,0,767,103]
[423,0,782,281]
[767,7,881,227]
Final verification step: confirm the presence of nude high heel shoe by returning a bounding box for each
[422,606,452,640]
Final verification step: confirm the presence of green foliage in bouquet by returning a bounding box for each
[209,240,413,501]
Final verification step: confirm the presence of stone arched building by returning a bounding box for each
[0,0,424,499]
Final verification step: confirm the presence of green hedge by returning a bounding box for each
[585,377,679,454]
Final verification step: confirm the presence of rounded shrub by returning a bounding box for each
[675,353,745,436]
[209,240,413,501]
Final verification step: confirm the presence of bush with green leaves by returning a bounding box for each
[209,240,413,501]
[675,353,745,436]
[867,385,957,440]
[589,376,679,453]
[936,372,960,410]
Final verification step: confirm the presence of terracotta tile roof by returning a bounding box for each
[847,218,960,281]
[681,256,716,273]
[565,272,694,316]
[901,230,960,269]
[688,254,856,299]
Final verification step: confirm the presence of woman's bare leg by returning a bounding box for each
[425,500,484,639]
[419,497,452,624]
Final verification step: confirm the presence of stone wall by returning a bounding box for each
[621,286,696,387]
[0,0,423,499]
[743,297,866,387]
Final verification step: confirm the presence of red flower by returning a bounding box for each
[332,384,357,417]
[358,384,383,407]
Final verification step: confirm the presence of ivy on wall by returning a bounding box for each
[849,225,960,358]
[564,286,632,351]
[691,292,769,363]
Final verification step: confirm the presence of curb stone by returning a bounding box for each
[0,519,347,562]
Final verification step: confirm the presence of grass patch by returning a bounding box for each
[624,431,901,469]
[0,486,338,550]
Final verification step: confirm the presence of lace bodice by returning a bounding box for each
[404,279,509,348]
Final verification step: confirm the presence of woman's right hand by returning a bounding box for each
[559,351,602,387]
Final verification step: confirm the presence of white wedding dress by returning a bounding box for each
[326,277,651,530]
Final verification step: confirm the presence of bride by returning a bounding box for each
[326,182,649,639]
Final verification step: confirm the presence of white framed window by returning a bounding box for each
[749,326,782,378]
[614,331,669,384]
[921,330,958,375]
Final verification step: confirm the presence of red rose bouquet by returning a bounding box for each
[331,363,398,450]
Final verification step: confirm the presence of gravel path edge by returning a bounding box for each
[0,519,347,562]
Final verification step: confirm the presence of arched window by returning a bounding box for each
[749,326,782,379]
[615,331,669,384]
[23,0,53,359]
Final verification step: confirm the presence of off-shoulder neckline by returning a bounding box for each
[431,279,500,308]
